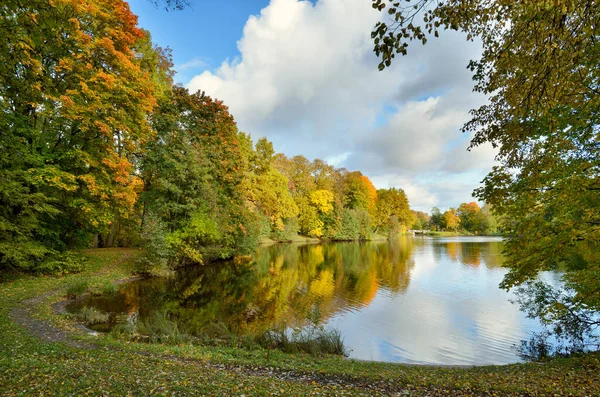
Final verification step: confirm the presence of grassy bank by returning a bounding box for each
[1,248,599,396]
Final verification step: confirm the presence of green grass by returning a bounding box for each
[426,231,464,237]
[257,327,348,356]
[66,280,90,299]
[1,247,599,396]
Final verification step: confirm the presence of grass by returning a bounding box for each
[66,280,89,299]
[258,327,348,356]
[1,248,600,396]
[426,230,465,237]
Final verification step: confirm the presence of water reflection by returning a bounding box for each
[71,236,553,365]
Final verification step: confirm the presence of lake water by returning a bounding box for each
[70,237,563,365]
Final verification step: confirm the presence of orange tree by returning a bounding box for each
[0,0,157,272]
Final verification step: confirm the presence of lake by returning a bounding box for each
[69,236,562,365]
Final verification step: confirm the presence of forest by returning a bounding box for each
[0,0,502,278]
[0,0,403,276]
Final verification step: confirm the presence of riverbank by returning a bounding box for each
[1,248,599,396]
[260,232,392,245]
[425,231,505,237]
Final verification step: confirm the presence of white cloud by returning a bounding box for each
[175,57,209,71]
[186,0,497,210]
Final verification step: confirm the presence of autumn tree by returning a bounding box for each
[412,211,430,231]
[372,0,600,338]
[456,202,486,234]
[0,0,157,272]
[373,188,412,234]
[343,172,377,213]
[443,208,460,232]
[240,136,298,238]
[141,86,260,268]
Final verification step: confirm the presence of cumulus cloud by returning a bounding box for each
[186,0,497,210]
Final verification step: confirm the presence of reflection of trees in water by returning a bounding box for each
[105,240,416,337]
[434,240,504,269]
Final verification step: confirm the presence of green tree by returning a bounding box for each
[430,207,443,231]
[457,202,485,234]
[142,86,258,265]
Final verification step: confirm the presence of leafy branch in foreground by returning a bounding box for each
[371,0,600,347]
[513,281,600,359]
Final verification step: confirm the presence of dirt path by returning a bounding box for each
[9,291,96,349]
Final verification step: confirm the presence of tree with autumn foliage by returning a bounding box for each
[372,0,600,344]
[0,0,157,272]
[373,188,412,235]
[140,86,260,270]
[442,209,461,232]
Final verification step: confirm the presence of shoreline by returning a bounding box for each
[1,248,598,396]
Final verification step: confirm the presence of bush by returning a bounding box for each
[135,212,173,277]
[66,280,89,299]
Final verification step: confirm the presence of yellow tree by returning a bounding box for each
[443,208,461,232]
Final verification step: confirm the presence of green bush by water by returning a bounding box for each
[65,280,89,299]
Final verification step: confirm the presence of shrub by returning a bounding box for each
[135,212,173,277]
[66,280,89,299]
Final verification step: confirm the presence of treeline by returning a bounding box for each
[411,202,500,235]
[0,0,413,275]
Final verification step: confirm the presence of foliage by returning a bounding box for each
[336,208,361,241]
[310,190,334,215]
[373,188,412,234]
[430,207,443,231]
[443,208,461,232]
[270,218,300,242]
[371,0,600,330]
[0,0,157,271]
[166,208,222,265]
[135,212,172,277]
[514,281,600,358]
[343,172,377,214]
[411,211,430,231]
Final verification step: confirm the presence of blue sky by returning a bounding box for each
[129,0,269,82]
[128,0,496,211]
